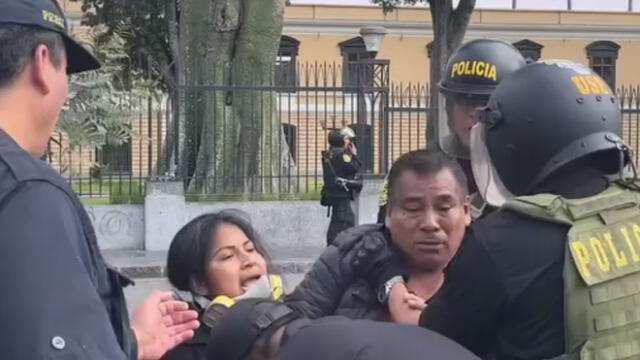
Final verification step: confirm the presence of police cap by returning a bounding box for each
[0,0,101,74]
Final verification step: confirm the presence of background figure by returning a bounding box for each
[321,127,362,245]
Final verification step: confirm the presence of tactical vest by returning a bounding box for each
[503,184,640,360]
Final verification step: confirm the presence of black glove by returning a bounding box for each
[336,227,408,290]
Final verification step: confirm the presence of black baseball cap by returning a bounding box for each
[0,0,101,74]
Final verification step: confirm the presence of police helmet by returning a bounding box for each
[471,60,627,205]
[439,39,527,100]
[328,130,345,147]
[207,299,299,360]
[339,127,356,139]
[438,39,527,159]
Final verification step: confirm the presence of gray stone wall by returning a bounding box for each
[89,178,383,252]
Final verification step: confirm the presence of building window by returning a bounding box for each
[276,35,300,88]
[281,123,297,162]
[512,39,544,63]
[586,41,620,89]
[96,141,131,175]
[339,37,372,88]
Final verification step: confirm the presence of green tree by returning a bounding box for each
[58,27,131,147]
[372,0,476,147]
[74,0,294,194]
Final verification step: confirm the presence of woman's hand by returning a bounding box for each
[388,283,426,325]
[131,291,200,360]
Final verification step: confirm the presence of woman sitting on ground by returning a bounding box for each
[162,210,276,360]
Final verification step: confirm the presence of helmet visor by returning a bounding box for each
[438,93,488,159]
[470,120,514,207]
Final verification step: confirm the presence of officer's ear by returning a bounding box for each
[462,195,472,226]
[189,275,209,297]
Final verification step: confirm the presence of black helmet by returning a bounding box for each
[328,129,345,147]
[439,39,527,99]
[207,299,298,360]
[473,60,626,199]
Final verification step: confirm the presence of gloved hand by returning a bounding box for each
[335,227,407,290]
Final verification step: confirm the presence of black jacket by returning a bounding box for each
[322,147,362,202]
[420,209,566,359]
[162,317,210,360]
[286,224,401,320]
[0,129,137,359]
[280,317,480,360]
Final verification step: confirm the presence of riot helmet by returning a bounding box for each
[207,299,299,360]
[339,127,356,139]
[438,39,527,159]
[471,59,628,207]
[328,130,345,148]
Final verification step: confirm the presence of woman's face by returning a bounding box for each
[204,223,268,298]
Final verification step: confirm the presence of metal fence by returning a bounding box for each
[46,62,640,201]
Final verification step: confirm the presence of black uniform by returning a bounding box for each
[280,317,480,360]
[207,299,479,360]
[322,146,361,245]
[0,129,137,359]
[420,209,567,359]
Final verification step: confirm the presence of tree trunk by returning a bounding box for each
[157,0,183,176]
[180,0,293,195]
[231,0,291,194]
[427,0,475,149]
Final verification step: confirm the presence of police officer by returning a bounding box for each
[377,39,526,222]
[322,127,362,245]
[415,60,638,359]
[0,1,198,359]
[207,299,480,360]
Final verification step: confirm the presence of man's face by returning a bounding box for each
[449,97,486,146]
[387,168,471,272]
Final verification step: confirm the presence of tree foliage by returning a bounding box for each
[58,26,159,148]
[70,0,176,89]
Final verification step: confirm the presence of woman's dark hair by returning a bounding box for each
[167,210,271,294]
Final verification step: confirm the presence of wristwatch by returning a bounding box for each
[377,275,405,304]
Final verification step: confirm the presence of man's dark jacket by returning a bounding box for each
[286,224,401,320]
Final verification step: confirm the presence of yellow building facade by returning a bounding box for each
[60,1,640,88]
[282,4,640,89]
[56,1,640,186]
